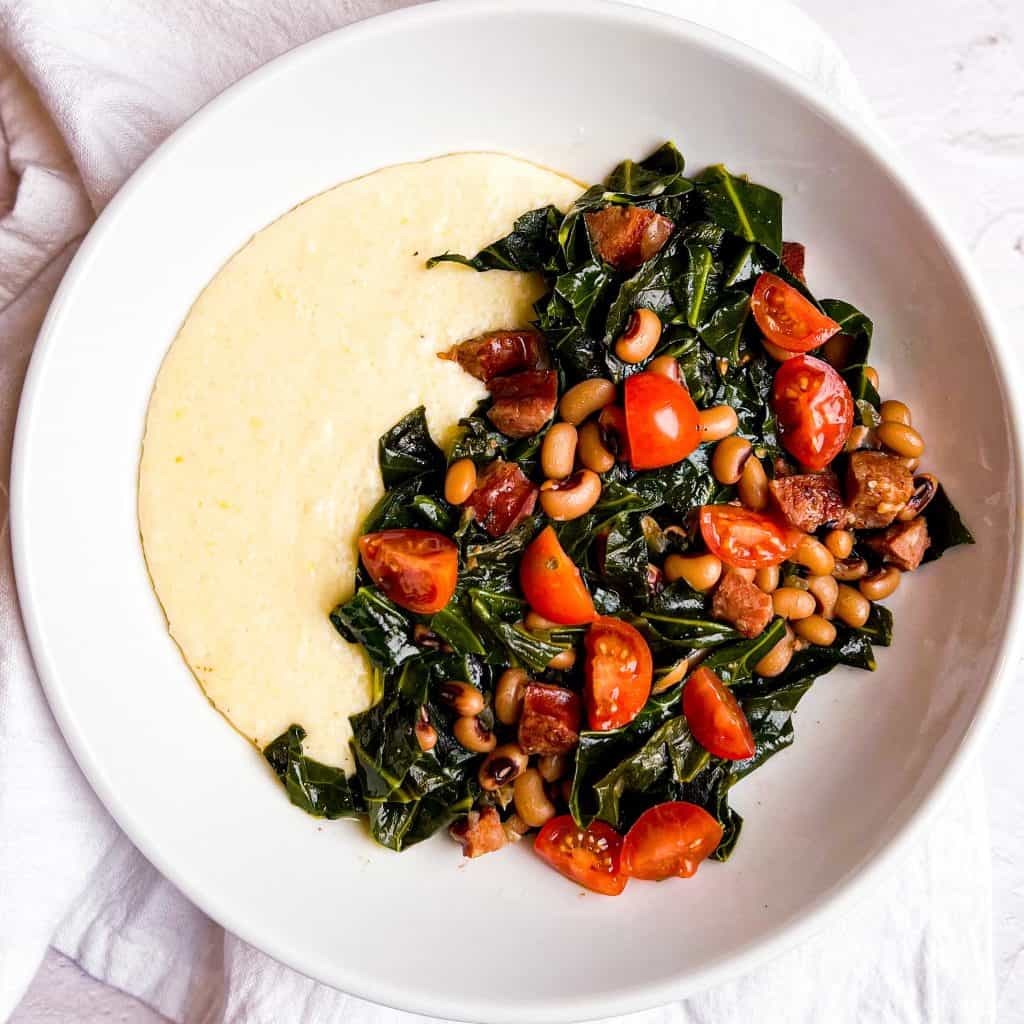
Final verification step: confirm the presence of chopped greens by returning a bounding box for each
[262,143,974,886]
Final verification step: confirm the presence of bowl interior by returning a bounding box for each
[12,3,1019,1021]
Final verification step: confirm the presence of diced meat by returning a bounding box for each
[486,370,557,438]
[864,517,931,571]
[449,807,507,858]
[584,205,674,270]
[439,329,548,382]
[781,241,806,283]
[518,682,581,755]
[770,473,847,533]
[465,459,538,537]
[845,451,915,530]
[711,570,774,639]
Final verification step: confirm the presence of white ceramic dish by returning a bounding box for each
[11,2,1023,1021]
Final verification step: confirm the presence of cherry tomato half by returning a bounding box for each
[534,815,628,895]
[584,616,653,731]
[699,505,801,569]
[621,802,724,881]
[623,372,700,470]
[772,354,854,471]
[683,666,756,760]
[751,273,840,353]
[358,529,458,614]
[519,526,596,626]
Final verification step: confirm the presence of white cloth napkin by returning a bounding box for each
[0,2,995,1022]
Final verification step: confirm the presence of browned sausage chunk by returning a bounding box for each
[449,807,507,858]
[864,517,931,571]
[770,473,847,533]
[465,459,538,537]
[584,205,674,270]
[518,682,582,755]
[440,329,548,382]
[781,241,806,283]
[711,570,774,638]
[486,370,558,438]
[845,451,915,530]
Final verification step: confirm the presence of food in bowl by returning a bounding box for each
[140,144,973,895]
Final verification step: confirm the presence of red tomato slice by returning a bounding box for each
[358,529,458,614]
[772,354,854,471]
[699,505,801,569]
[519,526,596,626]
[623,372,700,470]
[621,802,724,880]
[751,273,840,353]
[534,815,628,895]
[683,666,756,760]
[584,617,653,731]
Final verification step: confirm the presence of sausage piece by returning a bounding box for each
[845,451,915,530]
[465,459,538,537]
[449,807,507,858]
[518,682,582,755]
[781,241,806,283]
[440,329,548,382]
[486,370,558,438]
[770,473,847,533]
[711,570,774,639]
[584,205,674,270]
[864,517,931,571]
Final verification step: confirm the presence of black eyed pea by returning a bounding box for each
[540,422,578,481]
[879,399,911,426]
[834,584,871,628]
[876,421,925,459]
[833,556,869,582]
[647,354,681,382]
[494,668,530,725]
[754,626,795,677]
[806,574,839,619]
[824,529,855,560]
[438,680,485,717]
[664,553,723,592]
[559,379,616,425]
[513,768,558,828]
[711,435,753,485]
[614,308,662,364]
[794,535,835,577]
[772,587,816,620]
[444,458,477,505]
[478,743,529,791]
[577,420,616,473]
[738,454,769,511]
[755,565,780,593]
[864,366,880,391]
[547,648,577,671]
[859,566,902,601]
[697,405,740,443]
[539,469,602,521]
[537,753,570,782]
[898,474,938,521]
[453,716,497,753]
[793,614,837,647]
[415,709,438,752]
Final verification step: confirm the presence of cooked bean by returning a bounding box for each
[834,584,871,628]
[711,436,753,485]
[898,473,938,521]
[540,469,602,520]
[478,743,529,790]
[793,614,837,646]
[494,668,530,725]
[653,656,693,694]
[876,421,925,459]
[438,680,485,717]
[900,456,921,473]
[577,420,615,473]
[538,422,578,481]
[525,610,561,632]
[879,399,911,426]
[614,308,662,363]
[648,354,681,381]
[845,425,872,452]
[697,405,739,443]
[732,566,757,582]
[559,378,616,425]
[754,626,795,677]
[824,529,854,559]
[864,366,880,391]
[738,454,769,511]
[513,768,557,828]
[538,753,570,782]
[763,337,798,362]
[453,716,497,753]
[794,535,835,577]
[755,565,780,593]
[833,556,869,581]
[415,710,438,752]
[664,553,722,592]
[547,648,577,671]
[502,813,532,843]
[444,458,477,505]
[806,574,839,619]
[859,567,902,601]
[772,587,816,620]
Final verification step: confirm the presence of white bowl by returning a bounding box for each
[11,2,1023,1020]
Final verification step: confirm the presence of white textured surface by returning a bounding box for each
[9,0,1024,1021]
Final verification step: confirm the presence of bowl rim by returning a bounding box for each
[11,1,1024,1020]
